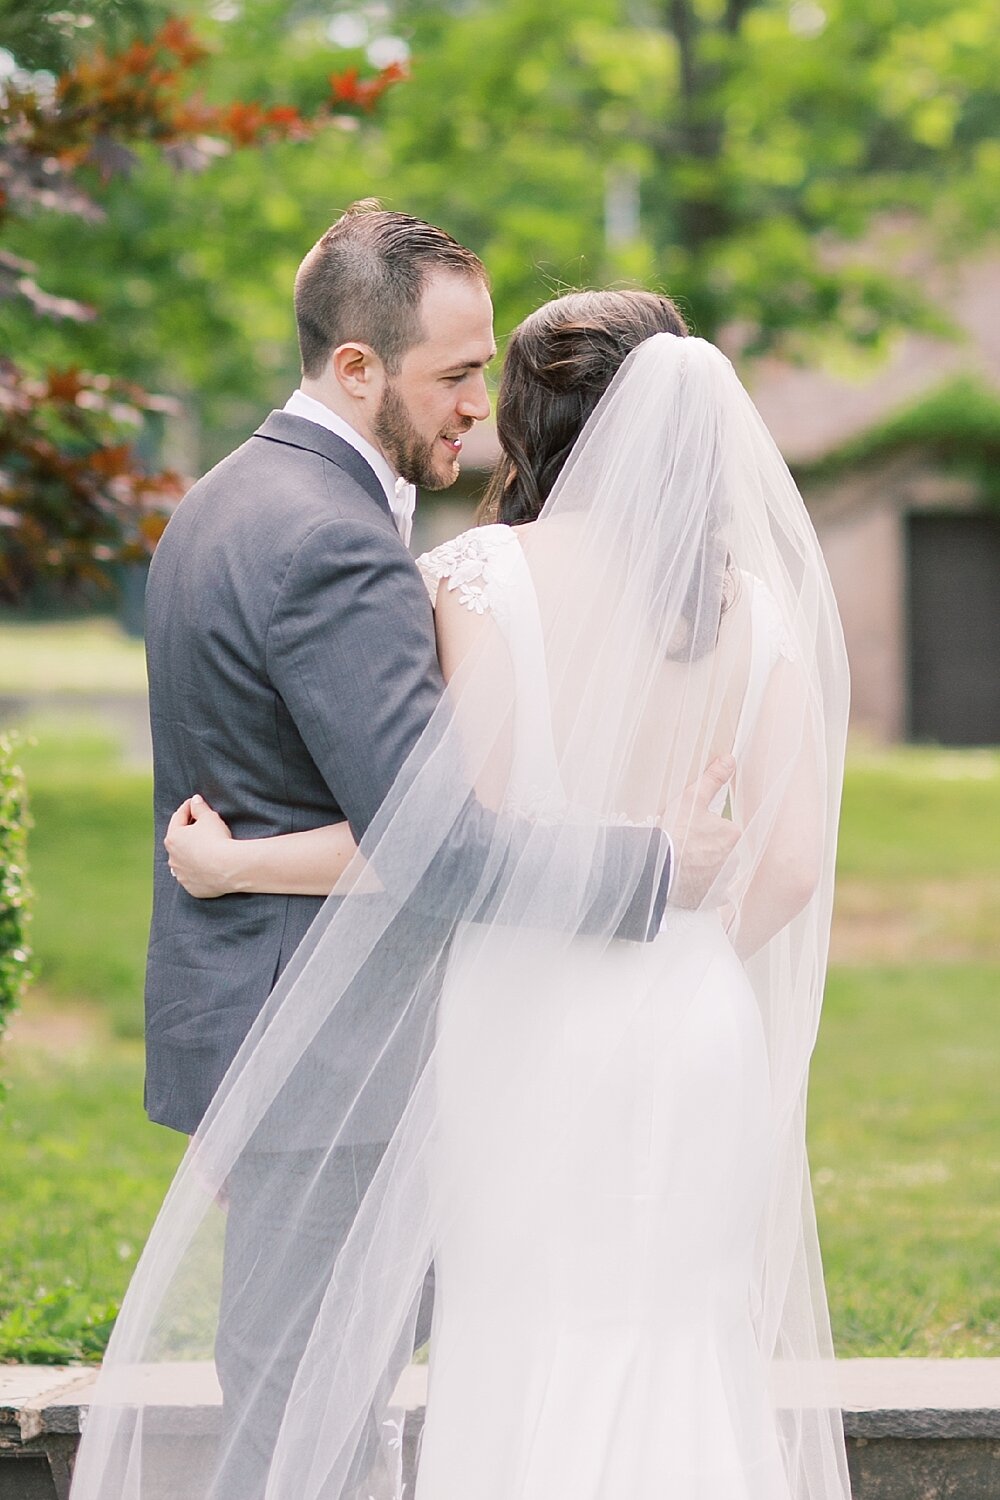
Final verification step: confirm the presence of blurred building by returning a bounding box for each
[753,249,1000,746]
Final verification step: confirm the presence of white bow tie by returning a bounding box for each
[392,476,416,547]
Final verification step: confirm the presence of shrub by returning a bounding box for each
[0,731,33,1052]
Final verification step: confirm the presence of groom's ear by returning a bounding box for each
[331,341,383,402]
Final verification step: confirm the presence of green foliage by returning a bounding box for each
[796,378,1000,503]
[377,0,997,356]
[0,0,171,75]
[5,0,1000,467]
[0,9,403,596]
[0,1287,120,1365]
[0,731,33,1048]
[0,3,381,453]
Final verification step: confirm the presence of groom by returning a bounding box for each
[144,202,500,1136]
[143,202,736,1493]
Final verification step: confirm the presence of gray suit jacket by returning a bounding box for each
[144,412,671,1135]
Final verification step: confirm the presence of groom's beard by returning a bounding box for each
[373,381,458,492]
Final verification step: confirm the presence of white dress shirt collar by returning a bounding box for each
[282,389,416,545]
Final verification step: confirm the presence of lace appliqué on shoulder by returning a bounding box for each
[416,526,513,616]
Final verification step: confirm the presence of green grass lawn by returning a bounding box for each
[831,744,1000,965]
[0,708,998,1361]
[836,744,1000,879]
[811,964,1000,1356]
[15,722,153,1037]
[0,1030,182,1362]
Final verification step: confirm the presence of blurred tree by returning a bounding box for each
[0,0,168,74]
[1,0,410,473]
[378,0,1000,358]
[4,0,997,486]
[0,6,403,600]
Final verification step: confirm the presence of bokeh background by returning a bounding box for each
[0,0,998,1366]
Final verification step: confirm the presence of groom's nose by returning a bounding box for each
[457,371,491,423]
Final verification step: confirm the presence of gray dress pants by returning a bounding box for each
[211,1142,433,1500]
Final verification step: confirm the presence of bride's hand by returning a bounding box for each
[165,795,239,899]
[663,755,741,910]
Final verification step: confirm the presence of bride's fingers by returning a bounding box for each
[692,754,735,809]
[164,799,194,848]
[189,793,233,838]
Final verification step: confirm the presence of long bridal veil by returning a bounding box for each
[71,334,851,1500]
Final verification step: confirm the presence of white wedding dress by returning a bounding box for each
[413,524,795,1500]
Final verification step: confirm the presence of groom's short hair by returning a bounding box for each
[295,201,489,377]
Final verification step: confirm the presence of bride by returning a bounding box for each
[71,293,850,1500]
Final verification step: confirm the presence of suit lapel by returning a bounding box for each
[253,411,394,523]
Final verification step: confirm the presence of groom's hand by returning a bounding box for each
[664,755,740,910]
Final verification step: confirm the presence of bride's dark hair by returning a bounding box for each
[481,289,689,525]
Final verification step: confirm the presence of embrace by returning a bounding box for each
[71,203,850,1500]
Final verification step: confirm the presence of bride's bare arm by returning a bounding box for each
[728,658,824,959]
[165,796,358,898]
[432,571,516,810]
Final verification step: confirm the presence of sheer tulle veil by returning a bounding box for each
[70,334,851,1500]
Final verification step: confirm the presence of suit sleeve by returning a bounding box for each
[267,517,445,840]
[267,517,672,941]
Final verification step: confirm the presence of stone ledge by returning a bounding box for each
[2,1359,999,1499]
[845,1408,1000,1439]
[0,1367,97,1445]
[838,1357,1000,1439]
[4,1357,1000,1439]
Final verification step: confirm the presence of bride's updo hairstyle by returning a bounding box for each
[482,289,688,525]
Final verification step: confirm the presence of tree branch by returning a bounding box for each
[668,0,699,104]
